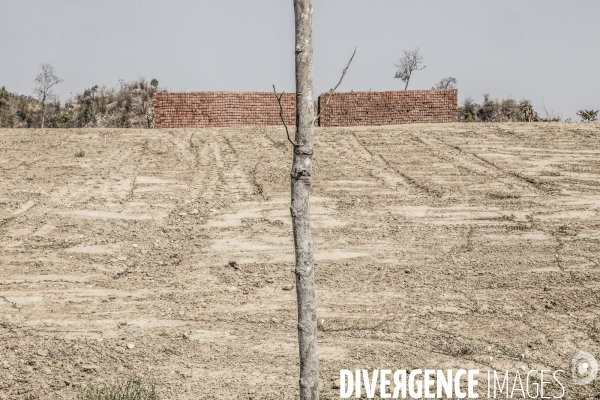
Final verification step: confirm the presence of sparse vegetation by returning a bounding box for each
[446,343,474,358]
[0,86,14,127]
[317,318,327,332]
[459,95,561,122]
[432,77,456,90]
[0,77,162,129]
[487,191,520,199]
[66,78,161,128]
[576,109,598,122]
[394,48,425,90]
[0,88,42,128]
[75,150,85,157]
[77,376,159,400]
[509,223,530,231]
[556,224,578,236]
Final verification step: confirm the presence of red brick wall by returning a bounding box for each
[153,89,458,128]
[153,92,295,128]
[317,89,458,127]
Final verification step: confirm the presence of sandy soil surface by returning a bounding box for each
[1,123,599,399]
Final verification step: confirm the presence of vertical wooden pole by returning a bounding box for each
[292,0,319,399]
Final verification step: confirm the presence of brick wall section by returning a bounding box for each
[153,92,296,128]
[317,89,458,127]
[153,89,457,128]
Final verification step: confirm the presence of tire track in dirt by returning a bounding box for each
[391,133,490,198]
[166,130,197,167]
[239,135,272,201]
[344,131,408,190]
[51,134,145,207]
[217,131,255,202]
[413,133,543,196]
[191,131,256,206]
[469,152,552,192]
[310,130,392,200]
[120,139,149,205]
[249,157,267,200]
[198,135,223,206]
[264,127,293,154]
[430,134,556,194]
[350,131,444,198]
[251,131,292,201]
[223,130,277,202]
[188,130,203,169]
[0,201,36,234]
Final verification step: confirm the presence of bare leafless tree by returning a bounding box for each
[432,77,457,90]
[292,1,319,398]
[394,48,425,90]
[34,63,62,129]
[273,4,355,398]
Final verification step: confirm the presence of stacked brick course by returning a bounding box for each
[153,92,295,128]
[153,89,457,128]
[317,89,458,127]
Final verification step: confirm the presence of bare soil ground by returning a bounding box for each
[1,123,599,399]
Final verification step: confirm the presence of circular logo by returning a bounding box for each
[572,351,598,385]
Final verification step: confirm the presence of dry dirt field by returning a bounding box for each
[1,123,600,399]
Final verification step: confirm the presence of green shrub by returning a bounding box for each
[576,109,598,122]
[487,191,520,199]
[77,376,159,400]
[462,97,476,121]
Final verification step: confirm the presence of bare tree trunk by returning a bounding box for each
[41,101,45,129]
[292,0,319,399]
[41,92,46,129]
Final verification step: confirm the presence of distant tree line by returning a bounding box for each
[459,95,566,123]
[0,64,163,128]
[2,62,597,128]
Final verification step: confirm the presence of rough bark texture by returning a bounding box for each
[292,1,319,399]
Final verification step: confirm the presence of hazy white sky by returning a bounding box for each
[1,0,599,119]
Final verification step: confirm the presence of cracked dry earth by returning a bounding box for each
[1,123,600,399]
